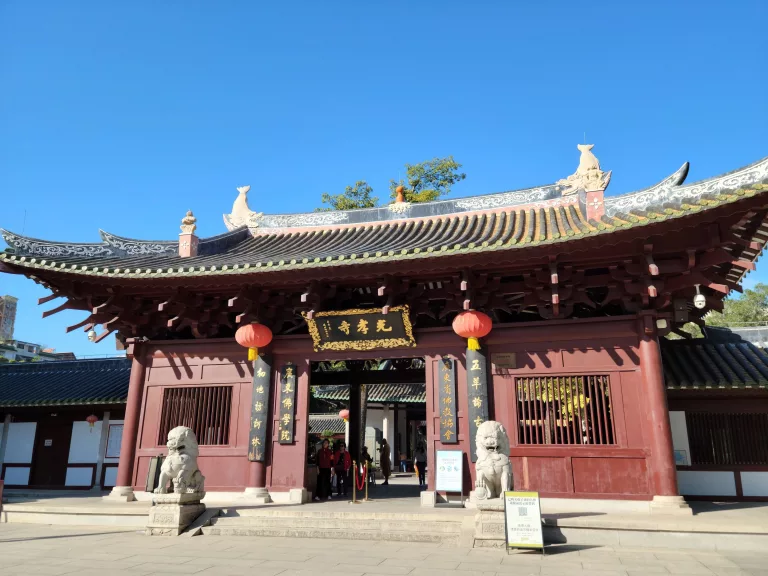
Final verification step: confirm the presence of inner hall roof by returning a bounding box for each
[1,151,767,285]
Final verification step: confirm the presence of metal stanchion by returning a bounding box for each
[363,463,372,502]
[350,460,361,504]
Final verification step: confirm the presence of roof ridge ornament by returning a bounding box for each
[225,185,264,231]
[180,210,197,234]
[389,184,412,214]
[557,144,612,196]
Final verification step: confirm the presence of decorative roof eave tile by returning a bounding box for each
[0,398,128,408]
[2,156,766,281]
[0,192,762,281]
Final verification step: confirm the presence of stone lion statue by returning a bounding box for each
[154,426,205,495]
[474,420,511,500]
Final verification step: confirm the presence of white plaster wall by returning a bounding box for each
[741,472,768,497]
[65,467,93,486]
[4,422,36,463]
[68,421,102,463]
[4,466,30,485]
[366,410,384,431]
[677,470,737,496]
[104,466,118,487]
[669,411,691,466]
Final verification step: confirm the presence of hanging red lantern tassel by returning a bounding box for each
[86,414,99,433]
[235,322,274,361]
[452,310,493,350]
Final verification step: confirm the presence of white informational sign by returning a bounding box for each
[435,450,463,492]
[106,424,123,458]
[504,491,544,550]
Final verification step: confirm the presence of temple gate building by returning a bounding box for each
[2,146,767,506]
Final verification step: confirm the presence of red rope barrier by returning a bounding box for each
[355,463,366,491]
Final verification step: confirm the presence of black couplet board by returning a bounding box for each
[278,363,297,444]
[304,305,416,352]
[438,357,458,444]
[248,354,271,462]
[466,348,489,462]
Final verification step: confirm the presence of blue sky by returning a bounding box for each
[1,1,766,357]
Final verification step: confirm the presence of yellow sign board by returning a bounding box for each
[503,491,544,551]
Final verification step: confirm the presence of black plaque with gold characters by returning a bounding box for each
[438,357,458,444]
[466,348,489,462]
[303,305,416,352]
[248,354,271,462]
[278,363,297,444]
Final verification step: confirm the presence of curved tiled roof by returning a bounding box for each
[661,339,768,389]
[0,357,130,407]
[1,155,766,281]
[313,383,426,403]
[308,414,346,434]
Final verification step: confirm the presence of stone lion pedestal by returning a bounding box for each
[146,493,206,536]
[146,426,207,536]
[473,500,507,548]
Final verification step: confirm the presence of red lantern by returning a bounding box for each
[452,310,492,350]
[86,414,98,433]
[235,322,273,361]
[339,409,350,422]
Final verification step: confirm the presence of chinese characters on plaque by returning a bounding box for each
[248,354,271,462]
[303,305,416,352]
[466,348,489,462]
[438,357,458,444]
[278,363,297,444]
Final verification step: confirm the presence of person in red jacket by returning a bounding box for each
[333,442,352,497]
[314,439,333,501]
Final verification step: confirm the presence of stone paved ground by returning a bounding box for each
[1,523,768,576]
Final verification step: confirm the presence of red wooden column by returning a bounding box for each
[107,341,147,501]
[638,312,691,514]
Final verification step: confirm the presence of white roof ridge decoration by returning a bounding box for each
[2,150,767,259]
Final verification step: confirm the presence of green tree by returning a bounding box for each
[317,181,378,211]
[705,283,768,327]
[665,322,704,340]
[389,156,466,203]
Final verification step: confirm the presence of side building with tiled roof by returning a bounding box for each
[0,358,129,491]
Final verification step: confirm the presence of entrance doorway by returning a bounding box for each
[307,357,427,503]
[29,417,73,487]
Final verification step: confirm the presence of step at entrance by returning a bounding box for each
[201,508,463,543]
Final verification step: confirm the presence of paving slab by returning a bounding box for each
[3,523,768,575]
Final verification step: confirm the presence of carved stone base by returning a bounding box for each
[650,495,693,515]
[241,487,272,504]
[105,485,136,502]
[146,493,206,536]
[473,500,507,548]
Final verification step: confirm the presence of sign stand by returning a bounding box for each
[434,450,465,507]
[503,491,545,555]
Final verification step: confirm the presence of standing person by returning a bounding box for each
[333,442,352,496]
[379,439,392,486]
[314,439,333,501]
[414,444,427,487]
[361,446,374,485]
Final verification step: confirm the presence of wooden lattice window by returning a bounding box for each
[515,375,615,445]
[686,412,768,466]
[158,386,232,446]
